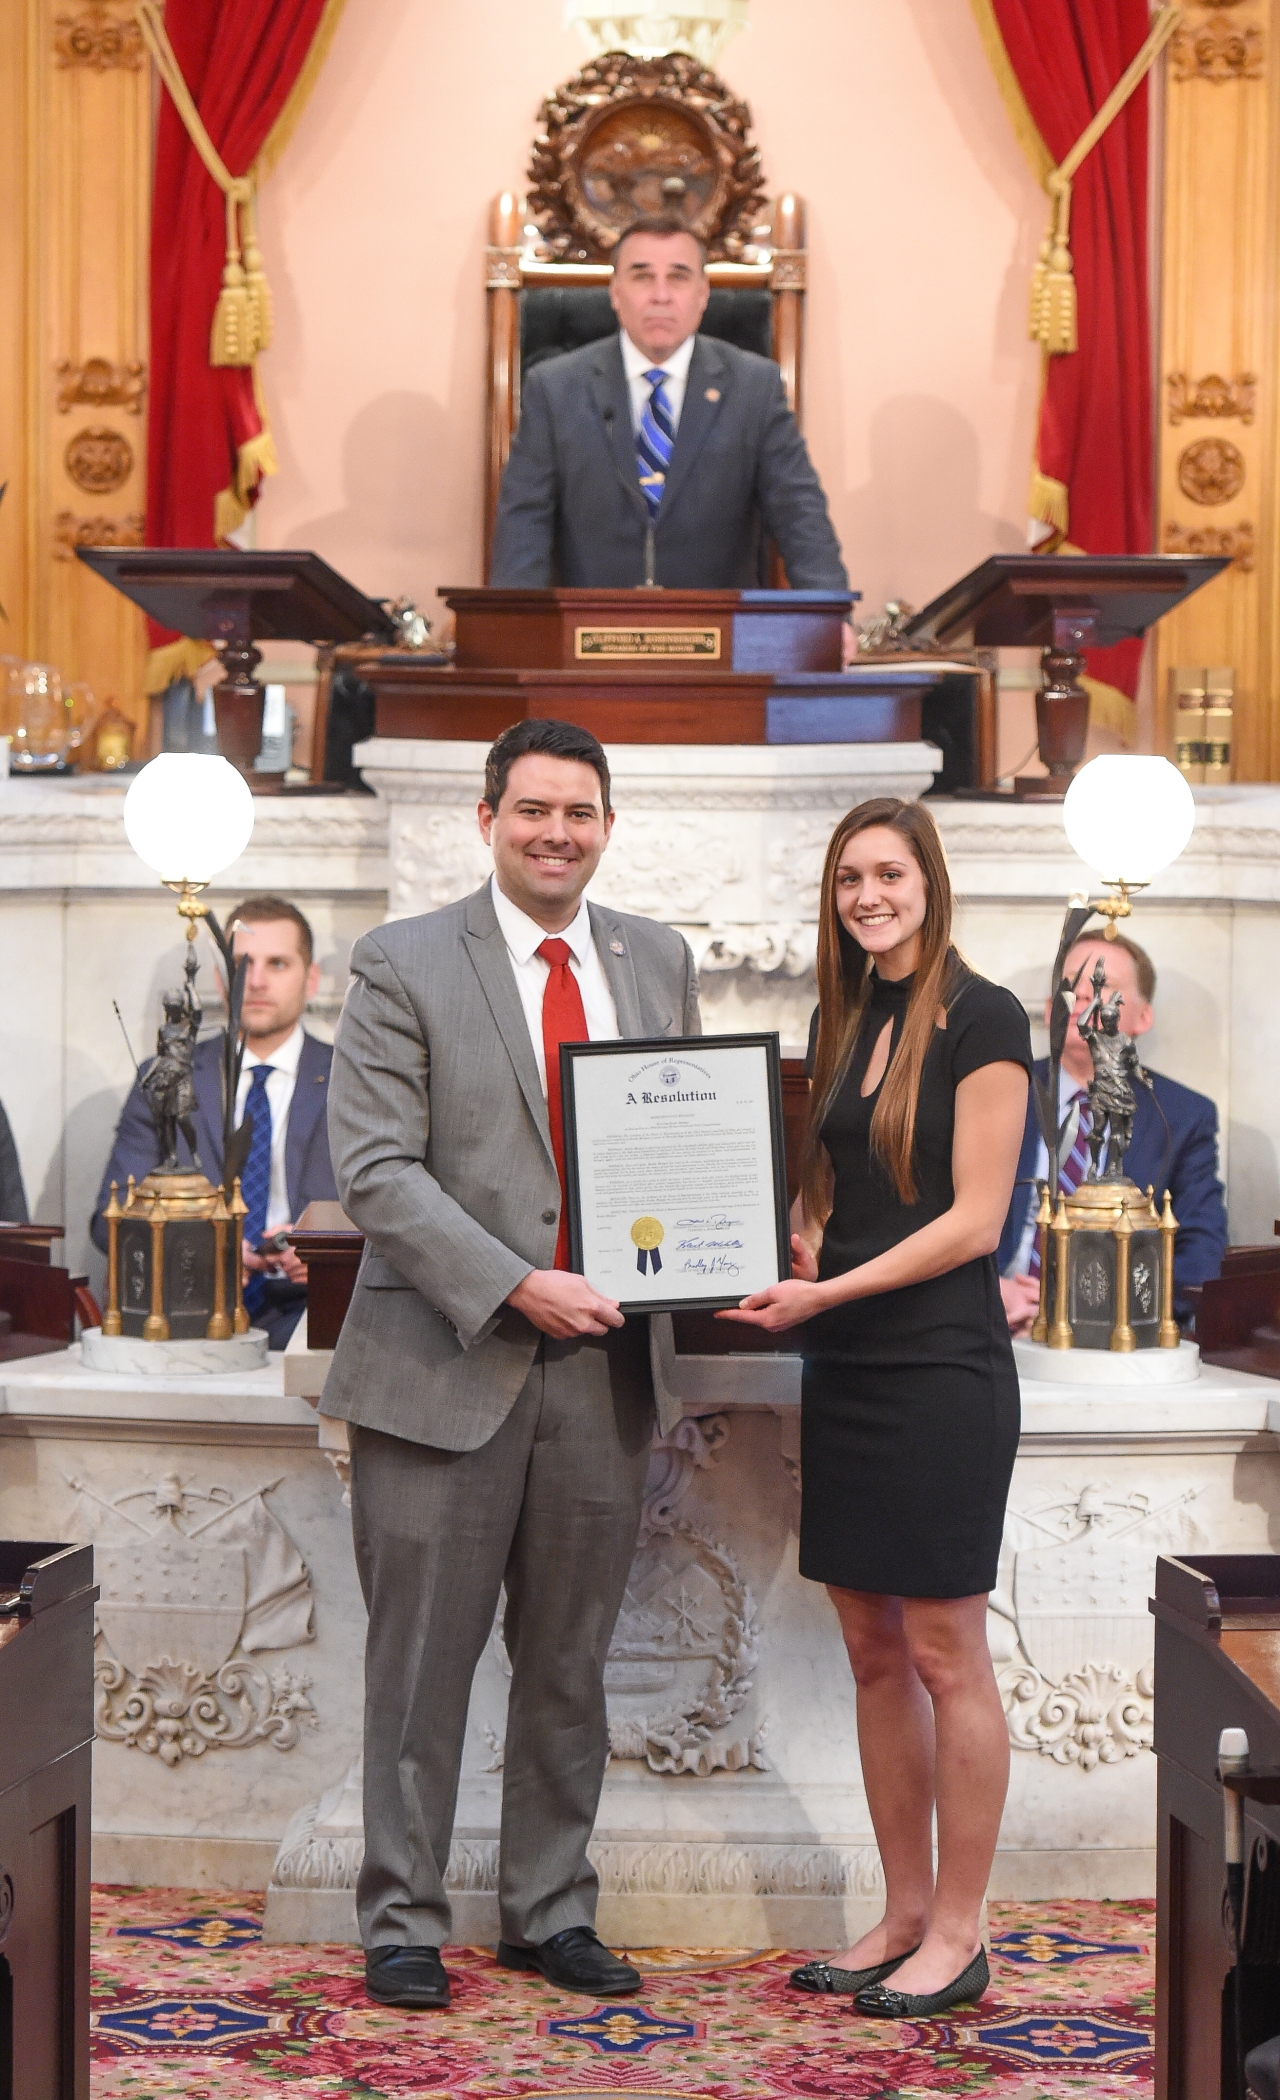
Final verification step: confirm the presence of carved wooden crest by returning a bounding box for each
[527,51,767,263]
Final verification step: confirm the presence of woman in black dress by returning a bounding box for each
[721,796,1031,2019]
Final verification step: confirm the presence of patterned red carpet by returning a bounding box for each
[91,1887,1155,2098]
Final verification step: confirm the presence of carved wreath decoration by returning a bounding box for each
[527,51,767,263]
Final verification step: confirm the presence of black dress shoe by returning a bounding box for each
[496,1926,641,1996]
[789,1945,920,1995]
[853,1945,989,2018]
[364,1945,451,2008]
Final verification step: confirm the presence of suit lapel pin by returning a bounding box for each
[705,387,721,402]
[609,939,626,956]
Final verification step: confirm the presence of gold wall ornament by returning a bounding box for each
[1167,370,1257,423]
[1177,435,1247,504]
[54,4,144,70]
[1170,15,1265,81]
[64,425,134,494]
[565,2,750,68]
[527,49,767,262]
[1163,518,1256,570]
[53,511,145,560]
[55,356,147,416]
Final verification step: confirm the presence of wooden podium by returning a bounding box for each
[0,1541,96,2100]
[1153,1553,1280,2100]
[345,586,957,750]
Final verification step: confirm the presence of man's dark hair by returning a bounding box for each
[483,719,612,815]
[1065,930,1156,1002]
[224,894,314,967]
[613,214,707,269]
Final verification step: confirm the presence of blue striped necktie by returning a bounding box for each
[637,366,675,516]
[1029,1089,1091,1280]
[240,1064,274,1320]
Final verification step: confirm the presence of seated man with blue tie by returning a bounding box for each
[92,894,338,1348]
[489,213,849,613]
[997,932,1228,1335]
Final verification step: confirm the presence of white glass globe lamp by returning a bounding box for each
[124,753,255,947]
[1062,754,1195,894]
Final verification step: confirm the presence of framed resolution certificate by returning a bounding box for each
[560,1033,791,1314]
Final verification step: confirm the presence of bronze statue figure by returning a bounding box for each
[1076,956,1151,1182]
[140,949,203,1172]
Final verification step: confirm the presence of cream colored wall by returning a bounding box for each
[253,0,1045,625]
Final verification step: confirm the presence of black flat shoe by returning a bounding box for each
[853,1945,989,2018]
[789,1945,921,1995]
[496,1926,641,1996]
[364,1945,451,2008]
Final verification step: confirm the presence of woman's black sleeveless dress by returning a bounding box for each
[799,966,1033,1599]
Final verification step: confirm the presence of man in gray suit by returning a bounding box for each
[490,214,849,599]
[321,718,700,2011]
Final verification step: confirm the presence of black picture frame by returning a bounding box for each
[560,1031,792,1314]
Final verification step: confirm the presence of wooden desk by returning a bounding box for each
[1153,1553,1280,2100]
[0,1541,96,2100]
[345,587,955,754]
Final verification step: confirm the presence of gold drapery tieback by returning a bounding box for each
[1029,6,1181,356]
[135,0,272,367]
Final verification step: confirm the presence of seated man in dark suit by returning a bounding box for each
[0,1099,28,1223]
[998,932,1228,1334]
[490,213,849,613]
[93,894,338,1348]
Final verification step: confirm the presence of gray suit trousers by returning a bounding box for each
[350,1318,653,1949]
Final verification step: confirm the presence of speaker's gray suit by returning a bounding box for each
[320,881,700,1948]
[490,332,848,591]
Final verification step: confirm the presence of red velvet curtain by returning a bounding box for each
[146,0,334,673]
[988,0,1155,697]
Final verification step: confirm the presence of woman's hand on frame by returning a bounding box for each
[717,1271,824,1331]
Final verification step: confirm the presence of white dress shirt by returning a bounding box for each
[620,330,696,437]
[235,1021,305,1231]
[1010,1067,1104,1273]
[490,875,619,1095]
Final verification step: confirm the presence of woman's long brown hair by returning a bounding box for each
[801,797,963,1217]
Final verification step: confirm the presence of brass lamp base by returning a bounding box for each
[1032,1177,1180,1352]
[104,1169,241,1342]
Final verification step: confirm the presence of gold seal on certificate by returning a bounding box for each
[559,1034,790,1313]
[630,1215,665,1275]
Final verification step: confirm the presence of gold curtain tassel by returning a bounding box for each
[241,192,273,354]
[210,185,253,367]
[1041,237,1077,356]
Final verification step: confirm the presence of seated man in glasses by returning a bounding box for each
[997,932,1227,1335]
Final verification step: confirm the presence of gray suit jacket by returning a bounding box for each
[490,332,848,592]
[319,883,701,1450]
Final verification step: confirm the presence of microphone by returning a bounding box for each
[603,406,659,590]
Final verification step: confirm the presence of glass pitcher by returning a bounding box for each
[9,663,70,771]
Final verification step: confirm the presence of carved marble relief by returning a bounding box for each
[67,1470,318,1765]
[988,1482,1201,1770]
[489,1413,767,1778]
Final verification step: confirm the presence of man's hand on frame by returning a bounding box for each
[507,1270,625,1339]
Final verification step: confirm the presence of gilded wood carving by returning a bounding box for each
[1177,436,1246,503]
[53,510,144,560]
[1170,14,1265,80]
[64,425,134,493]
[1164,519,1255,570]
[55,356,147,415]
[54,4,143,70]
[1167,370,1257,423]
[527,51,767,262]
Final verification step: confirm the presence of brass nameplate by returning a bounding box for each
[574,626,722,660]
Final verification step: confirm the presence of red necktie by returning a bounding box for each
[538,937,589,1268]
